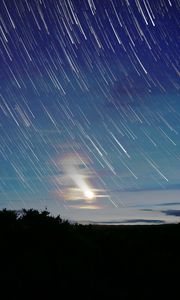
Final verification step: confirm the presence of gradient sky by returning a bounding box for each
[0,0,180,224]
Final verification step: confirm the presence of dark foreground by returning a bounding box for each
[0,209,179,299]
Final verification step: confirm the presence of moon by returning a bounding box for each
[84,189,95,200]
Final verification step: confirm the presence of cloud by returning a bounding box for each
[157,202,180,207]
[140,209,154,212]
[163,210,180,217]
[140,202,180,211]
[89,219,165,224]
[114,184,180,193]
[121,219,165,224]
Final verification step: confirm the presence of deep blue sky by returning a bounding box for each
[0,0,180,224]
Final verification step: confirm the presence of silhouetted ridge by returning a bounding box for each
[0,209,179,300]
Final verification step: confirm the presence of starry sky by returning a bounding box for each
[0,0,180,224]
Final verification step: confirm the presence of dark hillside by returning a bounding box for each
[0,209,179,299]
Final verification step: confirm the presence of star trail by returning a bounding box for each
[0,0,180,224]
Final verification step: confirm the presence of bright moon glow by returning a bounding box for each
[84,189,94,199]
[62,156,96,202]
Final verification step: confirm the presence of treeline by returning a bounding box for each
[0,209,179,299]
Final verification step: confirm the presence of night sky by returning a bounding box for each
[0,0,180,224]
